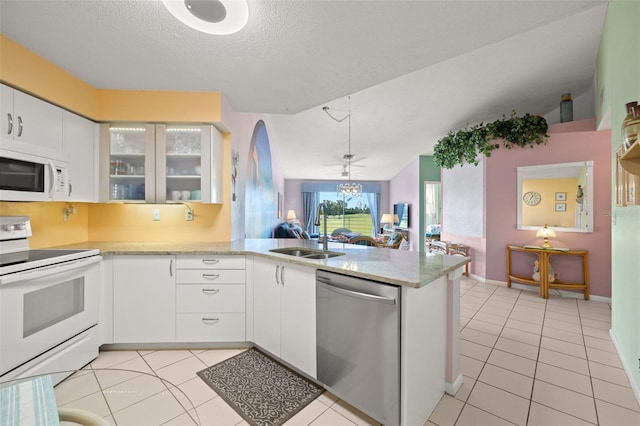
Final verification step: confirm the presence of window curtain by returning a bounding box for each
[302,191,319,233]
[366,192,380,235]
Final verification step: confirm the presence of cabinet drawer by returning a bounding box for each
[176,285,245,313]
[176,313,245,342]
[176,269,245,284]
[177,255,245,270]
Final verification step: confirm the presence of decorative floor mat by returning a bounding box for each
[197,348,324,426]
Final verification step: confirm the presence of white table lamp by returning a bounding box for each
[536,225,557,248]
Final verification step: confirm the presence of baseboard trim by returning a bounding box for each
[465,276,611,303]
[609,329,640,407]
[445,373,463,396]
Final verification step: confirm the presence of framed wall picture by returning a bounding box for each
[555,192,567,201]
[555,203,566,212]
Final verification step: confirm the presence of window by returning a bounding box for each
[318,192,373,236]
[301,182,381,237]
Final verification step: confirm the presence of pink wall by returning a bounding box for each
[389,158,420,251]
[485,119,612,297]
[442,118,612,297]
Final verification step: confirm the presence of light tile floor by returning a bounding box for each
[429,276,640,426]
[54,276,640,425]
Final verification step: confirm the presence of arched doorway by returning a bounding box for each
[245,121,275,238]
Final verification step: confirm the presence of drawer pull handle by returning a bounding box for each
[202,273,220,280]
[202,317,219,324]
[202,288,220,295]
[202,259,220,264]
[7,113,12,135]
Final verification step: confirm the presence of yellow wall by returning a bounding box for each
[97,90,221,123]
[0,35,231,246]
[87,203,229,242]
[522,178,578,227]
[0,35,222,123]
[0,202,89,248]
[0,35,98,117]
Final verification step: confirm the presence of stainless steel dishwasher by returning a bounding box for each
[316,270,401,426]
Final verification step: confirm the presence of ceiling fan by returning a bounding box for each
[324,153,367,168]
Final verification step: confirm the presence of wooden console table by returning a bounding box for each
[428,241,470,276]
[506,245,590,299]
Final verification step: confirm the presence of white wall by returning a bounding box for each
[543,81,596,126]
[442,157,485,238]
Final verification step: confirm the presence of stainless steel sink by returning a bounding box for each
[301,253,338,260]
[268,247,345,259]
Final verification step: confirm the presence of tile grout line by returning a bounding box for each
[87,366,119,425]
[518,287,548,426]
[147,350,209,426]
[456,279,528,425]
[579,299,604,425]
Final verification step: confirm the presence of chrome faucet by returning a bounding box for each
[314,202,328,251]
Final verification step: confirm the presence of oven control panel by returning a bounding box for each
[0,216,32,240]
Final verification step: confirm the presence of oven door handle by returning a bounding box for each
[0,255,102,285]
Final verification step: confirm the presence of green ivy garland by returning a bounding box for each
[433,111,549,169]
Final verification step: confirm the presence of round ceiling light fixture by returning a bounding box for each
[162,0,248,35]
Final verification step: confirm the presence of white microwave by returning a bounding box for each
[0,146,69,202]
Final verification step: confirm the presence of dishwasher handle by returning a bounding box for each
[317,277,396,305]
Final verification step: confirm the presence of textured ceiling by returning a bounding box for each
[0,0,609,180]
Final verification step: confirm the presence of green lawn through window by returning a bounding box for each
[323,213,375,236]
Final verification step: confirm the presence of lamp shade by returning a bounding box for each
[286,210,297,220]
[380,214,394,225]
[536,226,556,239]
[536,225,556,248]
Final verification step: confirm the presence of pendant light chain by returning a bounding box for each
[324,100,362,197]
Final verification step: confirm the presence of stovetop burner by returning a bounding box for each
[0,249,95,268]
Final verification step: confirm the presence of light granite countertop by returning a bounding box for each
[52,239,469,288]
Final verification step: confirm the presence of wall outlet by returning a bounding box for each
[153,209,160,221]
[185,208,194,221]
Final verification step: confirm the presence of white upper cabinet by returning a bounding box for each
[99,123,223,203]
[63,111,98,202]
[1,83,64,159]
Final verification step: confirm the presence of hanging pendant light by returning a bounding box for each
[336,153,362,196]
[323,105,362,197]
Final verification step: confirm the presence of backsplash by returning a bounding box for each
[0,202,89,248]
[0,201,231,248]
[88,203,230,242]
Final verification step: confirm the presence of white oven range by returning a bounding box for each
[0,216,101,384]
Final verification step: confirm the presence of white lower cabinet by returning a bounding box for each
[175,255,246,342]
[253,257,316,378]
[112,255,176,343]
[99,255,113,345]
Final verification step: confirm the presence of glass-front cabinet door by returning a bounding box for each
[104,124,155,202]
[100,123,222,203]
[156,125,211,203]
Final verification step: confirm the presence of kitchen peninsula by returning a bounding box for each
[55,239,469,426]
